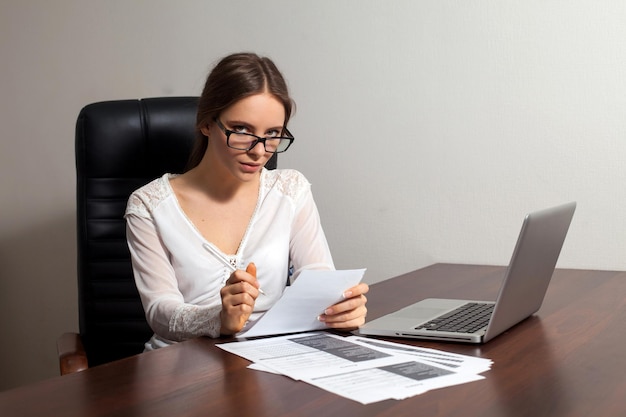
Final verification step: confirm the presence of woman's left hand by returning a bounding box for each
[318,282,369,330]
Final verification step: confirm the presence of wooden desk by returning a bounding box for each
[1,264,625,416]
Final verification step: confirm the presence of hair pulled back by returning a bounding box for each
[186,52,294,170]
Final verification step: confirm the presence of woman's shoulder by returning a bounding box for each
[125,173,175,217]
[263,168,311,200]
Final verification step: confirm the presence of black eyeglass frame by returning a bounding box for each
[214,118,294,153]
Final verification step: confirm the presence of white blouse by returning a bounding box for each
[125,169,334,350]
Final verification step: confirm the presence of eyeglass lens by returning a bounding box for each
[228,133,291,153]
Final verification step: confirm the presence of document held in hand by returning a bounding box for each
[237,269,366,338]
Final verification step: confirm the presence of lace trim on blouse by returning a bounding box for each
[126,169,310,219]
[262,169,310,202]
[125,174,177,218]
[169,304,223,340]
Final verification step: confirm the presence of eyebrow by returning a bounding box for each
[224,119,284,132]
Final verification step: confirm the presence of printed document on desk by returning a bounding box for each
[218,332,488,404]
[348,336,493,374]
[220,332,405,380]
[237,269,366,339]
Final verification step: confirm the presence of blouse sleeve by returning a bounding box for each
[288,182,335,281]
[125,212,222,340]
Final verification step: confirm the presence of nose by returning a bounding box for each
[248,140,267,158]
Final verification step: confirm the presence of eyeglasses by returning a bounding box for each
[214,118,294,153]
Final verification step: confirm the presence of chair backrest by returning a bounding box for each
[75,97,277,366]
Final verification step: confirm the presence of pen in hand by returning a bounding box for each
[202,243,265,295]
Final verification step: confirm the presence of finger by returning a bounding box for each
[323,318,366,330]
[245,262,265,296]
[321,305,368,328]
[226,268,257,288]
[220,286,256,306]
[223,295,256,312]
[246,262,257,278]
[342,283,369,298]
[325,294,368,316]
[323,300,367,321]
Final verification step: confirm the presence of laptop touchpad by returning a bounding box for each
[398,306,448,320]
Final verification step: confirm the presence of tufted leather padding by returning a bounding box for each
[75,97,277,366]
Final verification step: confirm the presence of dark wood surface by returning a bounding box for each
[1,264,625,416]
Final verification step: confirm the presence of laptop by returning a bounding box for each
[359,202,576,343]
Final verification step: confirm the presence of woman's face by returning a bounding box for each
[201,92,286,182]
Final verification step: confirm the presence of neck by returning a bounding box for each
[187,156,261,202]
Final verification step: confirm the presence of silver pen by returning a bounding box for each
[202,243,266,295]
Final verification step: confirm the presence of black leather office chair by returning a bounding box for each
[57,97,277,374]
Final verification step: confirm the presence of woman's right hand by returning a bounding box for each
[219,263,261,335]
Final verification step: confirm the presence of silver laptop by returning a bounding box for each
[359,202,576,343]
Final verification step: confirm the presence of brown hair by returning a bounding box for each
[186,52,294,170]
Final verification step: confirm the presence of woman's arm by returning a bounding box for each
[126,214,222,340]
[288,179,369,329]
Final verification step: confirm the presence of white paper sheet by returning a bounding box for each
[236,269,366,338]
[217,332,488,404]
[221,332,406,380]
[306,362,484,404]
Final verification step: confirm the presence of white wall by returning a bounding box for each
[1,0,624,390]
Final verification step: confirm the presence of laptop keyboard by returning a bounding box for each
[415,302,494,334]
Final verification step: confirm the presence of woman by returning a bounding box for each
[125,52,369,350]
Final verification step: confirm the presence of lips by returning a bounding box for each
[240,162,261,173]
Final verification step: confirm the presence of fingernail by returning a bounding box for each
[343,291,352,299]
[324,308,332,315]
[317,315,326,322]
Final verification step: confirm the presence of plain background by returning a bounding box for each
[1,1,625,391]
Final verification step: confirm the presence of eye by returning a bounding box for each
[266,129,281,138]
[231,125,250,134]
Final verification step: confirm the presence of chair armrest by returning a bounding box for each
[57,332,89,375]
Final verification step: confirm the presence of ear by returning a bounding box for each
[200,124,211,138]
